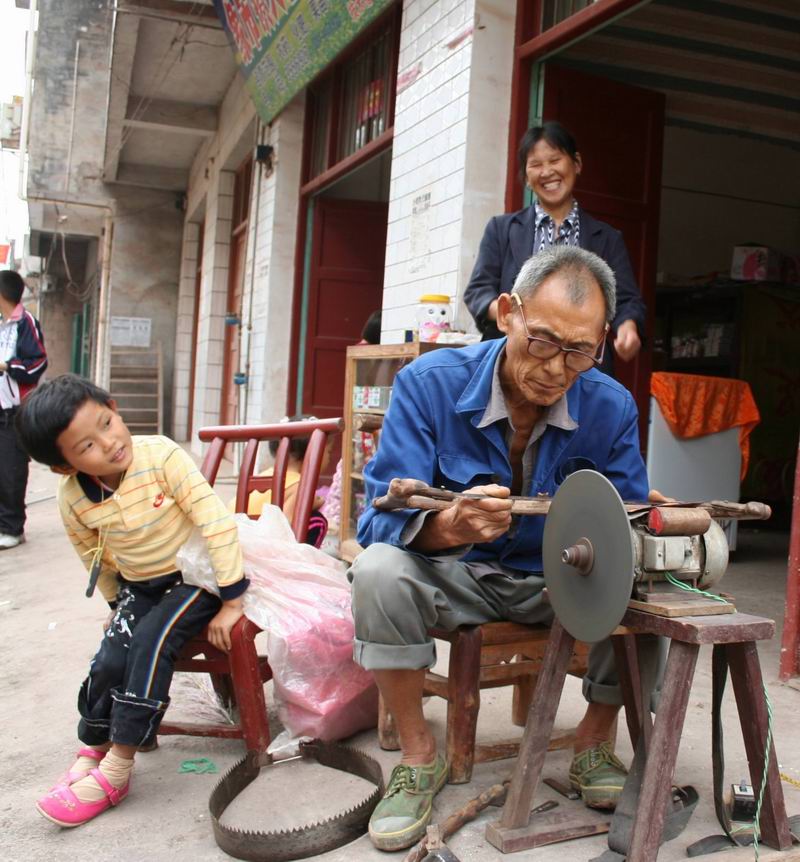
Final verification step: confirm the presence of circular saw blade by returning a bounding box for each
[543,470,635,643]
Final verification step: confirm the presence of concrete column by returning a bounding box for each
[173,221,200,441]
[382,0,515,341]
[191,170,235,447]
[241,94,305,429]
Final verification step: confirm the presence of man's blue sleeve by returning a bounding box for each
[605,391,649,502]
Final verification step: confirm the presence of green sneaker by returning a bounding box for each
[569,742,628,810]
[368,754,449,851]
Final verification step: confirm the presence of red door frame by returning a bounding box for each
[505,0,651,212]
[286,3,401,415]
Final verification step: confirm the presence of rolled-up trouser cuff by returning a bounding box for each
[353,638,436,672]
[582,676,624,707]
[77,716,112,747]
[109,688,170,747]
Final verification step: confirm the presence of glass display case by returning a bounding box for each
[339,342,444,562]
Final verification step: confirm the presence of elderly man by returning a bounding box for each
[351,245,660,852]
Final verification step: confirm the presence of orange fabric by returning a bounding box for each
[650,372,760,480]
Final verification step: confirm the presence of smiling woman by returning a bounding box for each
[463,121,646,377]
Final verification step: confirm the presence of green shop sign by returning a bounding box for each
[214,0,395,123]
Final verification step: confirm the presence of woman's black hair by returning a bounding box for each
[268,414,318,460]
[15,373,114,467]
[361,310,382,345]
[517,121,579,181]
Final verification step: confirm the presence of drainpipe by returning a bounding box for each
[240,119,265,426]
[64,39,81,193]
[18,0,38,201]
[95,214,114,388]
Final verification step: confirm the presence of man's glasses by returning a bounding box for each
[511,293,608,372]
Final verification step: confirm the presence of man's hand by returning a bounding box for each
[613,319,641,362]
[207,599,245,652]
[410,484,512,553]
[648,488,676,504]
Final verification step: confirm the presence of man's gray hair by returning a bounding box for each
[512,246,617,324]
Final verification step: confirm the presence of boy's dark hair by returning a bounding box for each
[16,373,113,467]
[517,121,579,182]
[361,310,382,345]
[268,414,318,461]
[0,270,26,305]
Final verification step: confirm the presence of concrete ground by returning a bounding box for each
[1,461,799,862]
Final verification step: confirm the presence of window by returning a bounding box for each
[541,0,598,31]
[306,14,398,181]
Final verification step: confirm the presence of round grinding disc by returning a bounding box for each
[543,470,635,643]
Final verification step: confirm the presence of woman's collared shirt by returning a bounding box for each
[533,199,581,254]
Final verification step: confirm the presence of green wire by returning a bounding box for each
[752,684,775,860]
[663,571,730,604]
[660,573,774,860]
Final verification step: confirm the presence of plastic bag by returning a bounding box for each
[177,506,377,745]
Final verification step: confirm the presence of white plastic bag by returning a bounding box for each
[177,507,377,744]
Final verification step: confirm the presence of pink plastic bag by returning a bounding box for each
[177,507,377,745]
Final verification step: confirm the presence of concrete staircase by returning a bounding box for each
[109,345,162,435]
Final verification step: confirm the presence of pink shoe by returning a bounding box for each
[55,747,106,787]
[36,768,129,827]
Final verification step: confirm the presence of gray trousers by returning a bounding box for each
[349,543,664,709]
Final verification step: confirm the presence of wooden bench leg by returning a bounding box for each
[377,693,401,750]
[726,641,793,850]
[446,626,483,784]
[511,657,536,727]
[228,626,270,753]
[499,619,576,830]
[627,639,698,862]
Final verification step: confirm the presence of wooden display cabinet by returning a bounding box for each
[339,342,444,562]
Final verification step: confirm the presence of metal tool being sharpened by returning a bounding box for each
[373,471,772,643]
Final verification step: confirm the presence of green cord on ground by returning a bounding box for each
[663,571,729,604]
[179,757,218,774]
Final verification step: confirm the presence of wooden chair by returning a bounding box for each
[158,417,344,752]
[378,621,590,783]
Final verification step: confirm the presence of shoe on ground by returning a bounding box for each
[0,533,24,550]
[368,754,448,851]
[36,768,129,827]
[569,741,628,810]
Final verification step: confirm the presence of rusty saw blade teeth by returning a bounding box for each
[209,740,385,862]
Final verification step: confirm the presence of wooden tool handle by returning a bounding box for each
[648,507,711,536]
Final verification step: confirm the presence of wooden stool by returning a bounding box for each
[378,621,590,783]
[487,610,793,860]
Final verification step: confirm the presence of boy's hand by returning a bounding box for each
[207,599,245,652]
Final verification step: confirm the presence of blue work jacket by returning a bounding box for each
[357,338,648,573]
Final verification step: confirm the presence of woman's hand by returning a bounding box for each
[103,609,116,632]
[410,484,513,553]
[207,599,245,652]
[613,319,642,362]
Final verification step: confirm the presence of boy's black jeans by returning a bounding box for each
[78,574,221,748]
[0,408,29,537]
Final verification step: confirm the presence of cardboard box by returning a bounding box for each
[730,245,782,282]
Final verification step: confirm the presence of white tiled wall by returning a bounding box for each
[239,95,305,432]
[383,0,515,342]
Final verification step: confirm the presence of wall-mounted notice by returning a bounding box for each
[110,316,152,348]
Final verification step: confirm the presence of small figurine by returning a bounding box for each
[415,294,452,343]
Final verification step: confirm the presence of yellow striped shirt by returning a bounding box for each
[57,435,245,603]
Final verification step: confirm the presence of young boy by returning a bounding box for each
[16,373,248,828]
[0,270,47,549]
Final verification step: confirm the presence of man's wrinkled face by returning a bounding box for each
[496,273,607,408]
